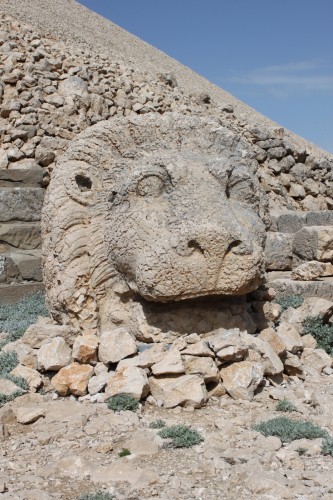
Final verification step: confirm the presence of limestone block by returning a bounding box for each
[0,378,23,396]
[258,328,286,357]
[37,337,72,371]
[283,352,304,377]
[292,261,324,281]
[117,344,166,369]
[88,372,112,395]
[1,340,37,369]
[181,340,214,357]
[9,249,42,281]
[106,366,149,400]
[151,348,184,375]
[11,364,42,392]
[23,318,79,348]
[149,374,208,408]
[72,334,99,364]
[0,187,44,222]
[15,407,45,425]
[240,332,284,376]
[183,355,219,382]
[276,324,304,354]
[0,223,41,250]
[265,232,293,271]
[301,348,332,372]
[51,362,94,396]
[302,334,317,349]
[220,361,264,401]
[98,328,137,364]
[293,226,333,262]
[123,431,161,456]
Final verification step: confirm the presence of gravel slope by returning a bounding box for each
[0,0,331,158]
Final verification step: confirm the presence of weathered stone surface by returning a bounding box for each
[181,340,214,357]
[265,232,293,271]
[241,332,284,376]
[117,344,166,369]
[123,431,161,456]
[11,364,42,392]
[220,361,264,400]
[51,362,93,396]
[151,348,184,375]
[37,337,71,371]
[23,318,79,348]
[276,324,304,353]
[106,366,149,400]
[149,374,208,408]
[43,114,269,335]
[284,352,304,377]
[293,226,333,262]
[72,334,99,364]
[1,340,37,369]
[0,188,44,222]
[0,378,23,396]
[258,328,287,357]
[301,348,332,372]
[183,355,219,382]
[15,407,45,424]
[292,261,324,281]
[0,223,41,250]
[87,372,112,395]
[98,329,137,364]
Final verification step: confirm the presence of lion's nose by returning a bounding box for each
[170,226,253,258]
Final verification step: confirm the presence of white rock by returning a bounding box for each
[220,361,264,401]
[88,372,112,395]
[183,355,219,382]
[149,374,208,408]
[276,324,304,354]
[151,348,184,375]
[98,328,137,364]
[15,407,45,425]
[11,364,42,392]
[106,366,149,400]
[37,337,72,371]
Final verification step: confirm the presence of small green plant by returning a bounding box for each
[0,351,19,375]
[275,295,304,312]
[158,425,204,448]
[78,491,114,500]
[0,292,47,348]
[107,393,139,412]
[149,419,166,429]
[302,316,333,356]
[254,417,329,442]
[322,437,333,457]
[0,390,24,407]
[296,447,307,456]
[118,448,131,457]
[276,399,297,413]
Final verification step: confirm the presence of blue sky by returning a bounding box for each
[78,0,333,153]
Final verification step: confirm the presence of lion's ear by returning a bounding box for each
[63,160,98,206]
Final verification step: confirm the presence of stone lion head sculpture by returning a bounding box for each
[42,113,269,333]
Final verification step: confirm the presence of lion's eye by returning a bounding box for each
[136,175,165,197]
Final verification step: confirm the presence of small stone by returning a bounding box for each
[98,328,137,364]
[0,378,23,396]
[276,324,304,354]
[183,355,219,382]
[181,340,214,357]
[301,348,332,373]
[292,261,324,281]
[51,362,93,396]
[220,361,264,401]
[11,365,42,392]
[259,328,286,357]
[37,337,72,371]
[15,407,45,425]
[88,372,112,395]
[284,352,304,377]
[123,431,161,456]
[72,334,99,364]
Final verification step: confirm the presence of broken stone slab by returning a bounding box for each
[291,261,324,281]
[220,361,264,401]
[267,277,333,301]
[72,334,99,364]
[15,406,45,424]
[240,332,284,376]
[149,374,208,408]
[117,343,166,369]
[37,336,72,371]
[183,355,220,382]
[0,187,44,222]
[275,324,304,354]
[0,378,24,396]
[0,222,41,250]
[301,348,332,373]
[258,328,287,357]
[105,366,149,400]
[123,431,162,456]
[181,340,214,357]
[98,328,137,364]
[151,348,184,375]
[283,352,304,377]
[11,364,42,392]
[265,232,293,271]
[87,372,112,396]
[51,362,94,396]
[293,226,333,262]
[23,317,79,348]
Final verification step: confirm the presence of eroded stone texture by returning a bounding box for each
[42,114,269,340]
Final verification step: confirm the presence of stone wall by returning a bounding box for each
[0,13,332,300]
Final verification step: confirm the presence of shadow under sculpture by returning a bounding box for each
[42,113,270,342]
